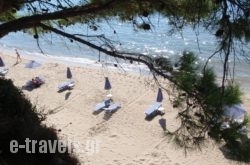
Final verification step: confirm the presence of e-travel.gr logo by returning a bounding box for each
[10,138,101,155]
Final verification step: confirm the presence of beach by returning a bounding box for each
[1,52,250,165]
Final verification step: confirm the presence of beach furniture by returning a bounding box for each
[0,57,5,67]
[221,104,247,135]
[57,80,75,92]
[145,102,163,116]
[104,102,121,113]
[0,68,8,76]
[93,99,121,114]
[67,67,72,79]
[223,104,246,123]
[104,77,111,90]
[22,76,45,90]
[93,99,112,112]
[57,67,75,92]
[93,77,121,114]
[25,60,41,69]
[144,88,165,118]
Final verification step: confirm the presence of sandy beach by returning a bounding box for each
[1,52,249,165]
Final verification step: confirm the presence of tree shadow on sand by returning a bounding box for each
[103,109,118,121]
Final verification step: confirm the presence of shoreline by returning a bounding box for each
[1,51,249,164]
[0,46,151,75]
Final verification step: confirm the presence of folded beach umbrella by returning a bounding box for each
[156,88,163,102]
[25,60,41,69]
[0,57,4,67]
[67,67,72,79]
[104,77,112,90]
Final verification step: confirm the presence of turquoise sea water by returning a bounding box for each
[0,17,249,78]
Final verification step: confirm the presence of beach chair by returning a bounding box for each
[0,68,8,76]
[104,102,121,113]
[93,98,112,113]
[144,102,164,117]
[144,88,165,118]
[23,76,45,91]
[57,80,75,92]
[93,95,121,114]
[93,77,121,114]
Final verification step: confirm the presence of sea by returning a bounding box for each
[0,16,249,86]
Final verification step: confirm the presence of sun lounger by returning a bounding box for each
[93,77,121,114]
[104,103,121,113]
[144,102,164,117]
[93,99,111,112]
[144,88,165,119]
[0,68,8,76]
[57,80,75,92]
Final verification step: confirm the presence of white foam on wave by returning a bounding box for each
[202,41,207,45]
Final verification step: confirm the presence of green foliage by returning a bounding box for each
[239,139,250,162]
[179,51,199,72]
[222,84,243,106]
[197,68,220,105]
[247,115,250,132]
[231,17,250,42]
[175,52,200,91]
[224,137,250,163]
[0,11,16,22]
[167,0,216,19]
[0,78,79,165]
[158,52,249,162]
[0,0,25,21]
[154,56,173,72]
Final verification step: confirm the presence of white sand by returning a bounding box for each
[1,52,249,165]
